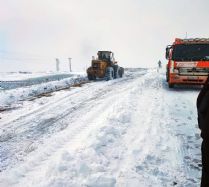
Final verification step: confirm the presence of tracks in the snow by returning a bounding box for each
[0,70,147,186]
[0,71,147,173]
[0,70,202,186]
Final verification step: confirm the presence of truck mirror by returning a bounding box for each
[165,45,172,60]
[166,48,169,60]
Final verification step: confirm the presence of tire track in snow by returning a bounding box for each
[107,72,192,187]
[131,74,188,187]
[0,70,148,186]
[163,82,201,186]
[0,72,146,171]
[2,69,200,187]
[112,72,176,186]
[0,94,119,186]
[0,83,95,127]
[116,75,162,186]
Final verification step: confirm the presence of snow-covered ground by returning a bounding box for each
[0,69,201,187]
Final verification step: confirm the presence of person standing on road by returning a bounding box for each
[157,60,162,73]
[197,76,209,187]
[158,60,162,68]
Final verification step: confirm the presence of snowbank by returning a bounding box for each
[0,72,86,81]
[0,74,87,109]
[0,72,86,90]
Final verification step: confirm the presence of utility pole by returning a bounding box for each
[56,58,60,72]
[68,58,72,72]
[185,32,188,39]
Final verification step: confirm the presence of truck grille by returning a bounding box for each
[179,67,209,76]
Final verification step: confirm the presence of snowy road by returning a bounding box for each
[0,69,201,187]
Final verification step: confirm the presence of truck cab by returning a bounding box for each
[166,38,209,88]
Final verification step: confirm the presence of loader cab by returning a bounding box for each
[97,51,115,63]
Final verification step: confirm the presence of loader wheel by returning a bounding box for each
[105,67,114,81]
[88,74,96,81]
[113,65,119,79]
[119,67,124,78]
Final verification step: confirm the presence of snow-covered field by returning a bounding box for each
[0,69,201,187]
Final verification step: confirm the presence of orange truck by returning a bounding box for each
[166,38,209,88]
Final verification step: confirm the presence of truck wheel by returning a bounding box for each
[166,67,169,82]
[105,67,114,81]
[169,83,174,88]
[166,72,169,82]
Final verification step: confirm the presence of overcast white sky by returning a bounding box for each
[0,0,209,72]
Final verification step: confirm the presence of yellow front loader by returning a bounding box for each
[87,51,124,81]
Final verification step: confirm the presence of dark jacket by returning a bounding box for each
[197,76,209,139]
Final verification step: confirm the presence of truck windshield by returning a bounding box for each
[172,44,209,61]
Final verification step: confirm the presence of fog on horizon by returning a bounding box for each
[0,0,209,72]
